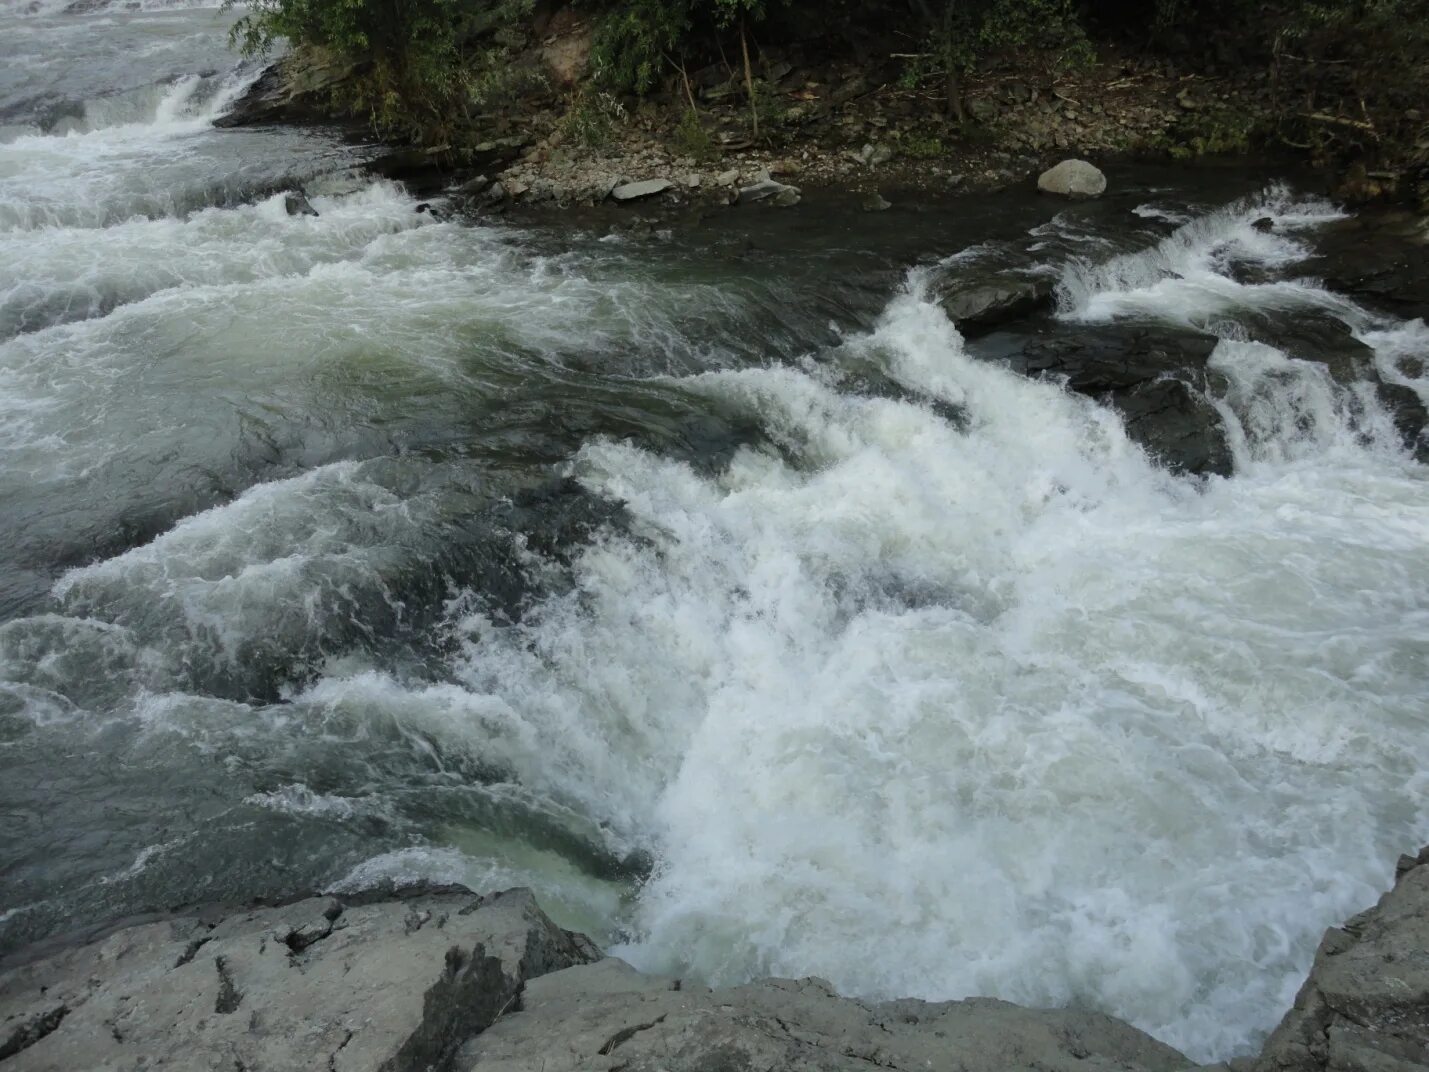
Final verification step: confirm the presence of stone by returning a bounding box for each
[1377,382,1429,463]
[283,190,318,217]
[860,142,893,166]
[1254,846,1429,1072]
[1037,158,1107,198]
[213,53,358,128]
[0,886,598,1072]
[681,172,701,188]
[715,169,740,186]
[1300,211,1429,321]
[937,274,1056,334]
[452,174,490,198]
[1016,323,1233,476]
[611,178,673,201]
[457,959,1191,1072]
[737,172,801,207]
[862,192,892,212]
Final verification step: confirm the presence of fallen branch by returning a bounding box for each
[1300,111,1379,137]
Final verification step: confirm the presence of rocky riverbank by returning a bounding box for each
[221,19,1305,213]
[2,847,1426,1071]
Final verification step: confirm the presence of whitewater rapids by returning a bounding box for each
[1,1,1426,1063]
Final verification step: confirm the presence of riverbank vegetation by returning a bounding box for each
[228,0,1429,199]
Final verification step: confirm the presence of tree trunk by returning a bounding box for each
[945,62,965,122]
[741,19,759,140]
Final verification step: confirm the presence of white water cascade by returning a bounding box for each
[0,3,1425,1063]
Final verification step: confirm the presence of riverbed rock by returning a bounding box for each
[0,886,598,1072]
[283,190,319,217]
[1377,382,1429,462]
[456,958,1193,1072]
[1037,158,1108,198]
[737,172,802,206]
[2,852,1428,1072]
[938,273,1057,334]
[214,51,360,129]
[1253,846,1429,1072]
[612,178,672,202]
[1301,210,1429,321]
[1017,323,1232,475]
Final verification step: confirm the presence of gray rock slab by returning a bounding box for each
[611,179,673,201]
[0,886,598,1072]
[1254,847,1429,1072]
[458,957,1192,1072]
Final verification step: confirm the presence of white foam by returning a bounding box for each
[315,281,1429,1063]
[1359,317,1429,406]
[1058,185,1350,326]
[51,461,438,665]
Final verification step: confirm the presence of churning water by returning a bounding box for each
[1,1,1427,1063]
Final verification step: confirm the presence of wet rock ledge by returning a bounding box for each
[1,848,1426,1072]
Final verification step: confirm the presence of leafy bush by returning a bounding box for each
[228,0,531,141]
[673,104,714,156]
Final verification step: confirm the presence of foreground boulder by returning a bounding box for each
[1037,159,1107,198]
[0,886,598,1072]
[1254,846,1429,1072]
[457,959,1192,1072]
[2,847,1426,1072]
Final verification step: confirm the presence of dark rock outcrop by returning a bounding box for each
[1301,212,1429,322]
[1254,847,1429,1072]
[0,886,598,1072]
[215,51,361,129]
[938,273,1058,335]
[1378,383,1429,462]
[284,190,319,217]
[1016,323,1233,476]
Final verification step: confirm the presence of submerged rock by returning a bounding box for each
[0,886,598,1072]
[283,190,319,217]
[1037,158,1107,198]
[456,959,1192,1072]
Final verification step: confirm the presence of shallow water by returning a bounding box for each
[1,1,1427,1063]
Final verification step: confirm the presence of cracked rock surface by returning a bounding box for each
[0,885,598,1072]
[455,957,1192,1072]
[1,848,1425,1072]
[1253,846,1429,1072]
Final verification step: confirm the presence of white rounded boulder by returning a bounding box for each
[1037,159,1107,198]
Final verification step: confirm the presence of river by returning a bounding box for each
[1,0,1427,1063]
